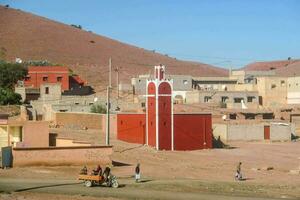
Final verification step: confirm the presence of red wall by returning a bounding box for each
[24,66,69,91]
[147,82,156,147]
[117,114,146,144]
[158,82,172,150]
[174,114,212,150]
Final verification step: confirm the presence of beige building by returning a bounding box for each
[0,114,49,149]
[287,76,300,104]
[256,77,287,107]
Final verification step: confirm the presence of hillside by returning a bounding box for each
[243,59,300,77]
[0,6,228,92]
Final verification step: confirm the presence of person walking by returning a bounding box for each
[135,163,141,183]
[235,162,242,180]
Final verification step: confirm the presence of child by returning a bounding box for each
[135,163,141,183]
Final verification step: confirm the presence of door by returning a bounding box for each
[264,126,270,140]
[259,96,263,106]
[1,146,13,168]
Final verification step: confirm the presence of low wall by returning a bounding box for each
[228,124,264,141]
[13,146,112,166]
[56,138,91,147]
[270,123,291,141]
[212,123,227,141]
[213,123,292,142]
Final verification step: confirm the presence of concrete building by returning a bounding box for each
[186,90,259,109]
[192,77,237,91]
[287,76,300,104]
[0,113,49,149]
[229,70,276,84]
[256,77,287,107]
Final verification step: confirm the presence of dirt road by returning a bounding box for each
[0,177,295,200]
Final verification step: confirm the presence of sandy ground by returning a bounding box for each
[0,192,118,200]
[0,140,299,199]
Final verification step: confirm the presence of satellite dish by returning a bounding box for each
[241,99,248,109]
[15,57,22,63]
[222,115,227,121]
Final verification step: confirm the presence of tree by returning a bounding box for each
[0,88,22,105]
[0,61,26,105]
[0,62,27,89]
[90,104,106,114]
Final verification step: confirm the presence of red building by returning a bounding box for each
[117,65,212,151]
[24,66,69,91]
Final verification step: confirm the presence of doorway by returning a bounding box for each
[264,126,270,140]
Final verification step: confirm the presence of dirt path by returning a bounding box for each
[0,177,298,200]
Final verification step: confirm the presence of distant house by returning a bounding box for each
[24,66,70,91]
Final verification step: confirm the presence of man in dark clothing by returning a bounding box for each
[135,163,141,182]
[92,165,102,176]
[103,166,111,182]
[235,162,242,180]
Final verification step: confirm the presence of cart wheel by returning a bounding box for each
[112,180,119,188]
[84,180,92,187]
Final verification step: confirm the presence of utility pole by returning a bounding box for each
[106,58,112,145]
[115,66,120,101]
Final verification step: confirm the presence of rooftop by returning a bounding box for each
[28,66,69,73]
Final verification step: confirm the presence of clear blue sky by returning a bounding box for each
[1,0,300,68]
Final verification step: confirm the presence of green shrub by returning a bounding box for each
[0,88,22,105]
[90,104,106,114]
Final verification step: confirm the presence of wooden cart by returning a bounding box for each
[78,174,119,188]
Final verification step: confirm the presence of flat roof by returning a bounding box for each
[28,66,69,73]
[193,77,237,81]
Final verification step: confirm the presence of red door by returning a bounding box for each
[264,126,270,140]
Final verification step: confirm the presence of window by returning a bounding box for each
[204,96,211,102]
[263,113,274,119]
[25,76,30,81]
[45,87,49,94]
[221,96,228,103]
[234,98,243,103]
[271,84,276,89]
[43,76,48,81]
[141,102,146,107]
[247,96,255,103]
[57,77,62,82]
[280,80,285,86]
[245,113,255,120]
[229,114,237,120]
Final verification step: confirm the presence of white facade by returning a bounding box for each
[287,77,300,104]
